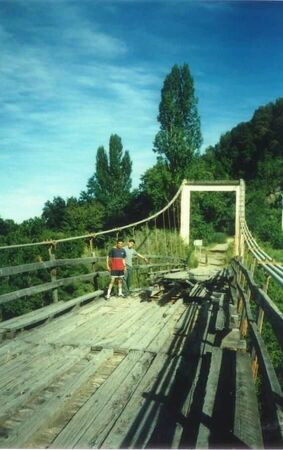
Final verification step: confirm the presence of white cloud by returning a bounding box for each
[62,28,128,58]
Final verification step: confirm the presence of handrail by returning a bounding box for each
[231,258,283,347]
[0,259,185,306]
[241,219,283,287]
[0,255,185,278]
[230,258,283,442]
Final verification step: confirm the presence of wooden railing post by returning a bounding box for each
[252,275,270,379]
[48,242,58,303]
[89,237,98,290]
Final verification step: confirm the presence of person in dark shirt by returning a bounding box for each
[106,239,126,299]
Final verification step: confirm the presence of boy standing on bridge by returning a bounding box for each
[123,239,148,295]
[106,239,126,300]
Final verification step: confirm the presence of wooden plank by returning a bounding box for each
[4,349,113,448]
[0,302,64,331]
[55,299,147,348]
[220,328,246,351]
[174,302,198,334]
[0,290,103,336]
[100,354,183,448]
[0,273,106,305]
[119,303,171,351]
[101,303,160,351]
[195,348,223,448]
[75,351,154,449]
[0,257,97,277]
[159,302,200,356]
[23,305,117,348]
[215,294,226,331]
[234,352,264,448]
[0,338,34,359]
[0,344,78,394]
[248,322,283,441]
[146,303,185,353]
[50,350,153,448]
[0,346,91,418]
[95,302,154,349]
[0,344,60,392]
[22,299,108,345]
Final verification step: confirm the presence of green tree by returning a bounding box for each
[140,158,173,211]
[83,134,132,223]
[42,196,66,230]
[63,198,105,234]
[153,64,202,183]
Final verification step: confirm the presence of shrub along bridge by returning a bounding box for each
[0,180,282,449]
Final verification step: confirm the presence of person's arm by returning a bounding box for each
[136,251,148,264]
[106,254,111,271]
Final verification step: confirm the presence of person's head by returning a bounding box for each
[128,239,135,248]
[116,239,124,248]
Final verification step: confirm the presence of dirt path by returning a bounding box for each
[189,242,230,281]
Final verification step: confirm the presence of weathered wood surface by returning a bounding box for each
[0,257,97,278]
[234,352,264,448]
[0,290,103,337]
[0,274,265,449]
[0,272,106,305]
[231,259,283,347]
[0,256,184,278]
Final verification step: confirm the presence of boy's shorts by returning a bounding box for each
[110,270,124,278]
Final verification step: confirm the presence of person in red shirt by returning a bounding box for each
[106,239,126,299]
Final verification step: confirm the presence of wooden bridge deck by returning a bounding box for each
[0,274,263,449]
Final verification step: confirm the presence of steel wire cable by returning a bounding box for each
[241,220,283,287]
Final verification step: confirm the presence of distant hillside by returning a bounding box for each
[206,97,283,189]
[203,98,283,248]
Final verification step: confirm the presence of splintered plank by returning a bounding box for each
[50,350,154,449]
[3,349,113,448]
[0,337,35,359]
[0,345,91,419]
[0,343,64,393]
[234,352,264,448]
[195,347,223,448]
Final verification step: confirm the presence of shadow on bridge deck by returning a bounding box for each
[0,270,263,449]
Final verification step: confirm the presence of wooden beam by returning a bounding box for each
[0,272,108,305]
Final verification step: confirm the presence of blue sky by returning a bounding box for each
[1,0,283,223]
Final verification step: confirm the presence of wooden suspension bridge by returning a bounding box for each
[0,180,282,449]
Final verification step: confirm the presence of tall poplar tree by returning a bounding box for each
[154,64,202,182]
[84,134,132,222]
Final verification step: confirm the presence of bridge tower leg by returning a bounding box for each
[180,183,191,245]
[235,185,241,256]
[239,179,246,258]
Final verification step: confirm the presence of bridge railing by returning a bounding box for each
[230,258,283,444]
[0,249,186,326]
[241,219,283,287]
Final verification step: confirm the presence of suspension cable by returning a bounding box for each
[0,181,186,250]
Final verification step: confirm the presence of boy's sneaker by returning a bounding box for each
[105,294,110,300]
[118,293,125,298]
